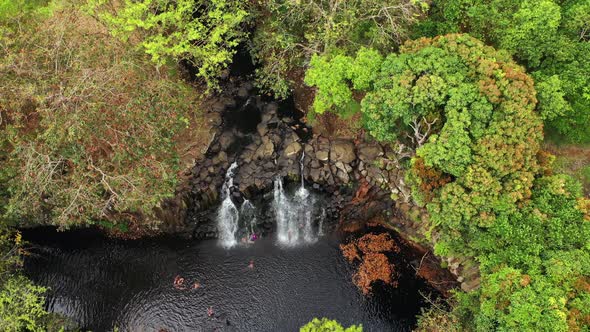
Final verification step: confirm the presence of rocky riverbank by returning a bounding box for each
[153,74,479,294]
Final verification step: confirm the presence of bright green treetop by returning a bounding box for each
[300,318,362,332]
[86,0,248,90]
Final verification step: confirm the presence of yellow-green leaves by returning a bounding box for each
[87,0,248,90]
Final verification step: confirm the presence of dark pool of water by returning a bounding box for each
[23,229,431,332]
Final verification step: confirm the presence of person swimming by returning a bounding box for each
[207,307,214,317]
[173,275,186,289]
[248,260,254,269]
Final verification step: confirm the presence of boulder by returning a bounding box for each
[316,149,329,162]
[330,139,356,164]
[219,132,234,150]
[358,144,383,161]
[284,142,302,158]
[257,123,268,137]
[254,137,274,160]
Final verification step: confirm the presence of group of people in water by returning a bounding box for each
[172,257,255,319]
[172,275,201,290]
[240,232,259,244]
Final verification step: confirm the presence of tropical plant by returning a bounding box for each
[85,0,249,90]
[412,0,590,143]
[251,0,427,98]
[300,318,362,332]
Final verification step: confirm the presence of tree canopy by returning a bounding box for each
[306,33,590,331]
[86,0,249,89]
[413,0,590,143]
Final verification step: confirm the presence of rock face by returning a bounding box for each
[172,77,471,294]
[182,76,414,232]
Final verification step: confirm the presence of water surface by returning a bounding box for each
[24,229,429,331]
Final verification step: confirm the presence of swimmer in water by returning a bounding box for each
[173,275,185,289]
[248,260,254,269]
[207,307,214,317]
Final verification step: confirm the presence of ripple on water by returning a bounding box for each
[24,231,427,331]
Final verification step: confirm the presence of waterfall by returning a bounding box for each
[274,177,296,244]
[217,162,239,248]
[240,199,257,236]
[274,151,317,246]
[300,150,305,188]
[318,208,326,237]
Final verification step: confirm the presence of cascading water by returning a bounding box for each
[217,162,239,248]
[274,151,317,246]
[318,208,326,237]
[240,199,257,236]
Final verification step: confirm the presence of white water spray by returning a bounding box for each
[217,162,239,248]
[240,199,257,236]
[274,151,316,246]
[318,208,326,237]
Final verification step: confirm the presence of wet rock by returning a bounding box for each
[257,123,268,137]
[316,149,329,162]
[358,144,383,161]
[284,142,302,158]
[330,139,356,164]
[219,132,234,150]
[237,87,249,98]
[254,137,274,160]
[310,167,322,183]
[336,170,350,184]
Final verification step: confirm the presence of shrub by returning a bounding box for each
[1,1,199,228]
[300,318,362,332]
[86,0,249,90]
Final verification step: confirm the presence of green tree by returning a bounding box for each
[0,276,48,332]
[304,48,382,116]
[86,0,249,90]
[0,227,50,332]
[251,0,427,98]
[300,318,362,332]
[413,0,590,143]
[306,35,542,257]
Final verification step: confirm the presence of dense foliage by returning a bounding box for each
[1,0,589,330]
[300,318,362,332]
[413,0,590,143]
[456,175,590,331]
[0,227,49,331]
[0,1,199,228]
[251,0,427,98]
[86,0,249,89]
[306,34,590,330]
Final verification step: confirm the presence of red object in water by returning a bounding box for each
[248,260,254,269]
[207,307,214,317]
[173,275,186,289]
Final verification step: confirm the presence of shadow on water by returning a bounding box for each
[23,228,432,332]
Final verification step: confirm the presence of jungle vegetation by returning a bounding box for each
[1,0,589,330]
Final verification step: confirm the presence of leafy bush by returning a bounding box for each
[300,318,362,332]
[307,35,543,257]
[412,0,590,143]
[0,227,49,332]
[86,0,249,90]
[251,0,427,98]
[307,33,590,331]
[1,1,199,228]
[0,276,48,332]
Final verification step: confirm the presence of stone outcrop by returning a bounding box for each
[172,77,478,293]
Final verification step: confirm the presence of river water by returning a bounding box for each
[23,229,431,332]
